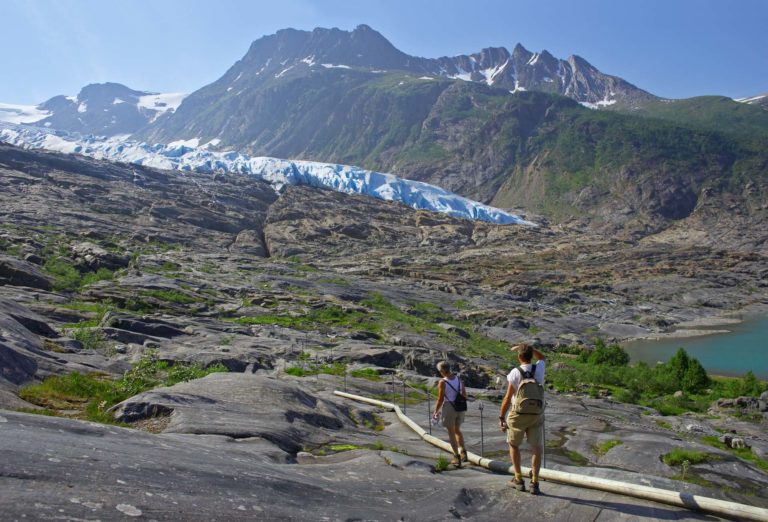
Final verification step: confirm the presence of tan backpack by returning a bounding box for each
[512,363,544,414]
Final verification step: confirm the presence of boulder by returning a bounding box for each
[0,255,52,290]
[112,373,357,454]
[100,312,186,338]
[437,323,471,339]
[70,242,129,271]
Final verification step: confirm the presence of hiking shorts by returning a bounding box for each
[506,412,544,447]
[441,401,465,429]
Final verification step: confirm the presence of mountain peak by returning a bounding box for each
[512,43,531,56]
[568,54,595,70]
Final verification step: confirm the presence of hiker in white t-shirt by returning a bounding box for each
[499,343,546,495]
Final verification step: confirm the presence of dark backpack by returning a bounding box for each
[445,378,468,412]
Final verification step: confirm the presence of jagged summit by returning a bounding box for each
[2,25,657,141]
[225,25,654,105]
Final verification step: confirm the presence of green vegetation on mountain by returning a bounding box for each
[152,66,767,228]
[631,96,768,143]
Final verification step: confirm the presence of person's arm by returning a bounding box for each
[498,382,515,431]
[433,380,445,417]
[533,347,546,361]
[460,378,466,398]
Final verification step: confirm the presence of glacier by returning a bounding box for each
[0,123,535,226]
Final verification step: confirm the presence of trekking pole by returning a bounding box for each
[427,387,432,435]
[543,399,547,469]
[478,400,485,458]
[402,379,407,414]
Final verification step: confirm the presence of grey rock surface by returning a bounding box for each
[0,397,733,521]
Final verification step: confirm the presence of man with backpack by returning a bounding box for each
[499,343,546,495]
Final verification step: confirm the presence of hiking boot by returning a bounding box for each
[530,481,541,495]
[508,478,526,492]
[451,455,462,468]
[459,449,468,463]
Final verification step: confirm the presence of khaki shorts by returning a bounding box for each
[506,413,544,447]
[441,401,465,429]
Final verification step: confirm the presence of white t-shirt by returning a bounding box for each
[506,361,545,398]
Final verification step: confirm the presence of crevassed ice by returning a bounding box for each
[0,123,535,226]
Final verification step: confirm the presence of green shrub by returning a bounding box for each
[141,289,198,304]
[165,362,227,386]
[579,339,629,366]
[319,362,347,376]
[594,440,623,455]
[44,258,82,292]
[81,268,114,286]
[285,367,310,377]
[350,368,381,381]
[433,454,450,472]
[329,444,362,452]
[662,448,711,467]
[68,328,107,352]
[564,449,589,465]
[19,352,228,424]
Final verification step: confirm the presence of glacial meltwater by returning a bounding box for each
[624,314,768,380]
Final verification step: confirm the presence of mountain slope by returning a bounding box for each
[139,62,767,234]
[629,96,768,142]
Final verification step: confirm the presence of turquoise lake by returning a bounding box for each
[624,314,768,380]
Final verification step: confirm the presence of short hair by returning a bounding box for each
[514,344,533,363]
[437,361,451,374]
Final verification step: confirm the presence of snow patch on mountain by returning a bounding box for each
[0,103,51,124]
[0,123,534,226]
[137,92,187,121]
[580,97,617,109]
[735,93,767,104]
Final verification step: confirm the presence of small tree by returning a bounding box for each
[586,339,630,366]
[739,371,761,397]
[666,348,709,394]
[681,357,709,393]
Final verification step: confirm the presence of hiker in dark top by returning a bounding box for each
[432,361,468,467]
[499,343,547,495]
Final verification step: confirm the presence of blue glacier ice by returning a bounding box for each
[0,123,535,226]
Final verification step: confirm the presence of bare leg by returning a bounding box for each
[446,426,459,455]
[455,424,466,454]
[531,445,542,482]
[509,443,521,477]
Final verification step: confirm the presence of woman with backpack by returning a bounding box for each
[432,361,468,467]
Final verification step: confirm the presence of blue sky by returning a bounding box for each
[2,0,766,104]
